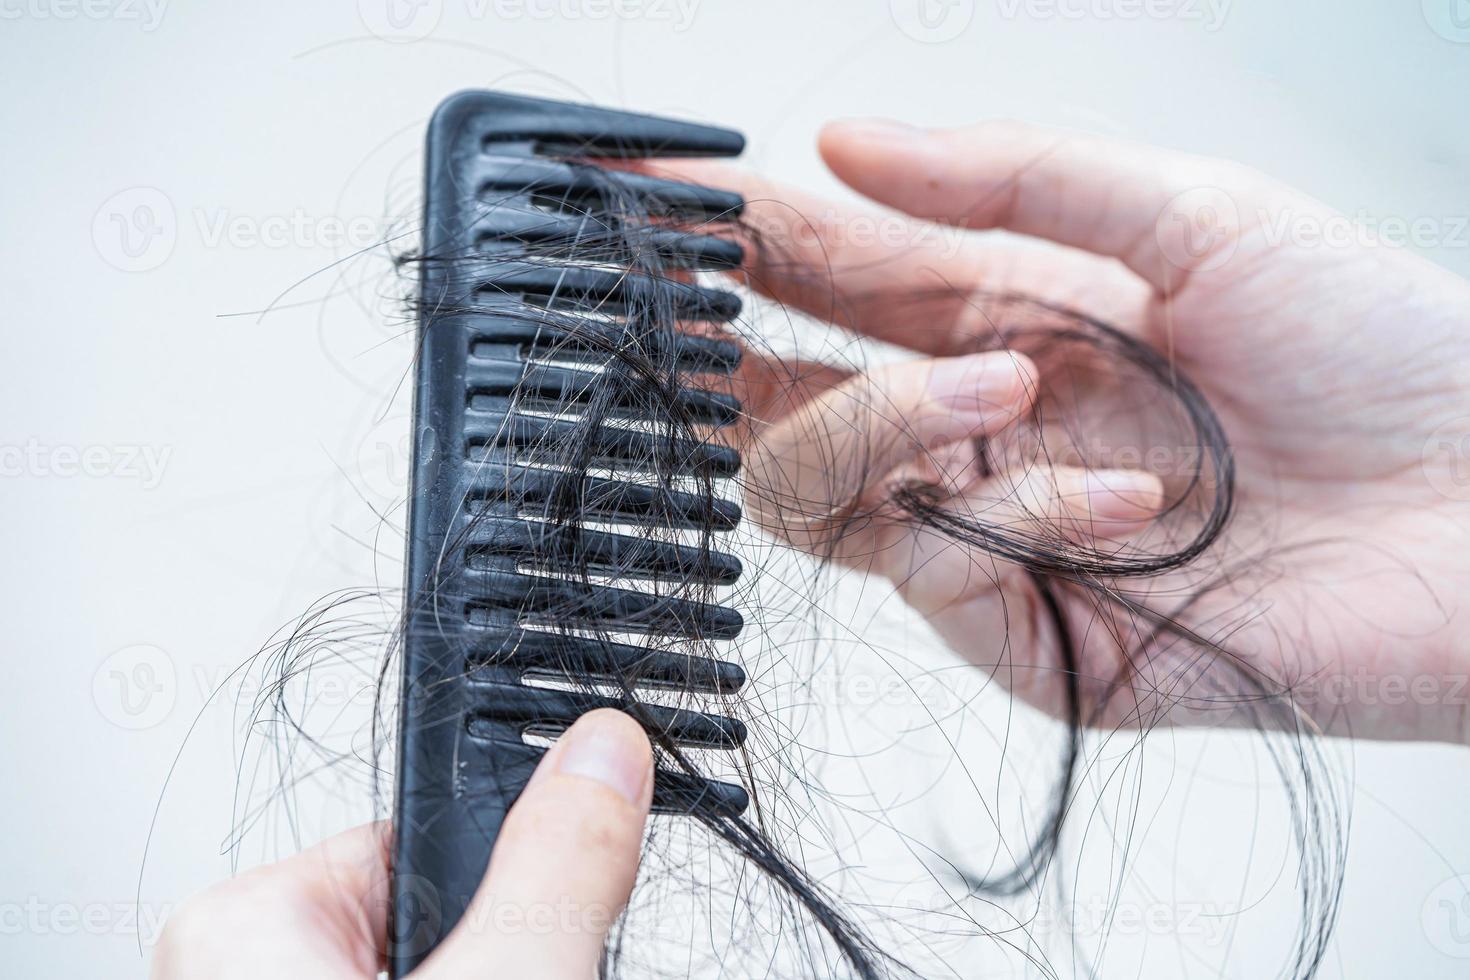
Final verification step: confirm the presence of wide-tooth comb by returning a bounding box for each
[390,91,748,976]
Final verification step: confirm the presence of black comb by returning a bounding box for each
[390,91,749,976]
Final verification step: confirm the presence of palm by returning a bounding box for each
[1156,235,1466,483]
[1085,228,1466,737]
[1128,231,1470,739]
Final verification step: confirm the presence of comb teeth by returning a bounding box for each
[395,93,750,977]
[466,628,747,693]
[473,208,745,271]
[462,569,745,639]
[464,516,743,585]
[477,155,745,220]
[467,312,743,373]
[463,93,745,158]
[465,355,742,426]
[466,684,748,750]
[464,414,741,477]
[463,259,742,322]
[468,469,742,532]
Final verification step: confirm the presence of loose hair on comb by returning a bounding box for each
[222,90,1347,980]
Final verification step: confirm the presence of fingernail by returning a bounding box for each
[927,353,1032,423]
[552,709,651,806]
[1068,468,1163,522]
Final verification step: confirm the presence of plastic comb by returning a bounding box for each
[390,91,749,976]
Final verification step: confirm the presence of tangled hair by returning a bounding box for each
[225,107,1347,980]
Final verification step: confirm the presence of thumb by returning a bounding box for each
[415,709,654,979]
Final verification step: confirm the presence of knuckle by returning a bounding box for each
[503,782,641,860]
[153,866,307,970]
[563,807,631,859]
[152,888,233,972]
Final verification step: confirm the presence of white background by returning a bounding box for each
[4,1,1470,977]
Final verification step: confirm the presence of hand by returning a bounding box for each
[665,119,1470,744]
[150,710,654,978]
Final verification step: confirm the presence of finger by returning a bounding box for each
[648,159,1151,355]
[747,350,1038,551]
[854,462,1164,727]
[150,823,392,980]
[417,709,653,980]
[836,451,1164,584]
[902,477,1176,732]
[818,118,1296,294]
[958,463,1165,548]
[731,349,851,431]
[282,823,393,973]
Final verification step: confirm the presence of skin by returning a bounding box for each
[675,119,1470,746]
[151,710,654,979]
[155,120,1470,974]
